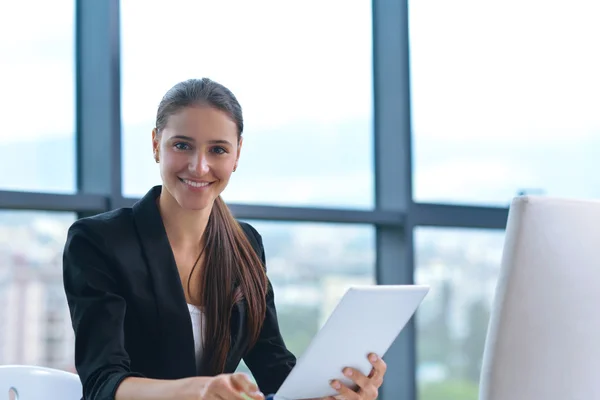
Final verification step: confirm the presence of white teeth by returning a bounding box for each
[183,179,210,188]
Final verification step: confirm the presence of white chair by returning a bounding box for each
[0,365,82,399]
[479,196,600,400]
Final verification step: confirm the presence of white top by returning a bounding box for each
[187,303,205,372]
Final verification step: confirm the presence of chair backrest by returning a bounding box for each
[479,196,600,400]
[0,365,82,400]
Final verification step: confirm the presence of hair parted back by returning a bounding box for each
[156,78,244,136]
[155,78,267,375]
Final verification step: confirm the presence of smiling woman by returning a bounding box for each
[63,78,387,400]
[152,80,242,211]
[149,79,269,379]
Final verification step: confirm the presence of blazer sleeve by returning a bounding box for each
[63,220,144,400]
[242,225,297,394]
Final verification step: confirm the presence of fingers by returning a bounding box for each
[230,372,255,391]
[337,368,379,399]
[330,354,386,399]
[237,392,265,400]
[229,373,264,400]
[342,367,371,391]
[329,379,361,400]
[367,353,386,387]
[368,353,387,379]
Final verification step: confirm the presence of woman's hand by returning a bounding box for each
[184,373,264,400]
[324,353,387,400]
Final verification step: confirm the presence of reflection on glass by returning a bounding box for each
[0,1,75,193]
[415,227,504,400]
[120,1,374,209]
[235,221,376,376]
[0,211,76,371]
[410,0,600,206]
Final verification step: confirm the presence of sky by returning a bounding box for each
[409,0,600,205]
[0,0,75,142]
[1,0,600,208]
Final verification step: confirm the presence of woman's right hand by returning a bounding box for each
[185,373,264,400]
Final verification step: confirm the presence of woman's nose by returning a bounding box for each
[189,153,210,175]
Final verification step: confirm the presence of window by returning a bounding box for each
[0,1,76,193]
[234,221,375,376]
[0,211,76,372]
[415,227,504,400]
[120,0,374,209]
[410,1,600,206]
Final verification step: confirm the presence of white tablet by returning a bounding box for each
[274,284,429,400]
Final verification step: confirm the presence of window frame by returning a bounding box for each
[0,1,511,399]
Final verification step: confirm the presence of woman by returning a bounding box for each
[63,78,387,400]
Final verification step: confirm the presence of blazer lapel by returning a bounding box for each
[132,186,197,378]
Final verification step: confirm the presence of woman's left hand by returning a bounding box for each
[325,353,387,400]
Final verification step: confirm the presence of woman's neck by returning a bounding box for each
[158,190,211,250]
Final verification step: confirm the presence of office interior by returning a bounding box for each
[1,1,598,399]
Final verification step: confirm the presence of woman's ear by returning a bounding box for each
[234,136,243,171]
[152,128,160,163]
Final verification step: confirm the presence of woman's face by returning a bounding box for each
[152,105,242,211]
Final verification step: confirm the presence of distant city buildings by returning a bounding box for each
[0,254,75,371]
[0,213,75,372]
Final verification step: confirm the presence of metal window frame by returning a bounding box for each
[0,1,511,399]
[76,0,122,207]
[114,196,405,226]
[372,0,415,397]
[373,1,508,399]
[0,188,508,229]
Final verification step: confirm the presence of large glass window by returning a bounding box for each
[415,227,504,400]
[410,1,600,206]
[120,0,374,209]
[0,211,76,372]
[235,221,376,375]
[0,1,76,193]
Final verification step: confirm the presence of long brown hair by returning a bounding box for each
[155,78,268,374]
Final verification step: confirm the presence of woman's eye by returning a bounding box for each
[174,142,191,151]
[211,146,227,155]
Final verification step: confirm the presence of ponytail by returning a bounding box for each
[155,78,267,374]
[196,195,268,374]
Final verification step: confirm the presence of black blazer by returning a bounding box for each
[62,186,296,400]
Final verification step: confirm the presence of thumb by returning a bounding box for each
[229,373,263,399]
